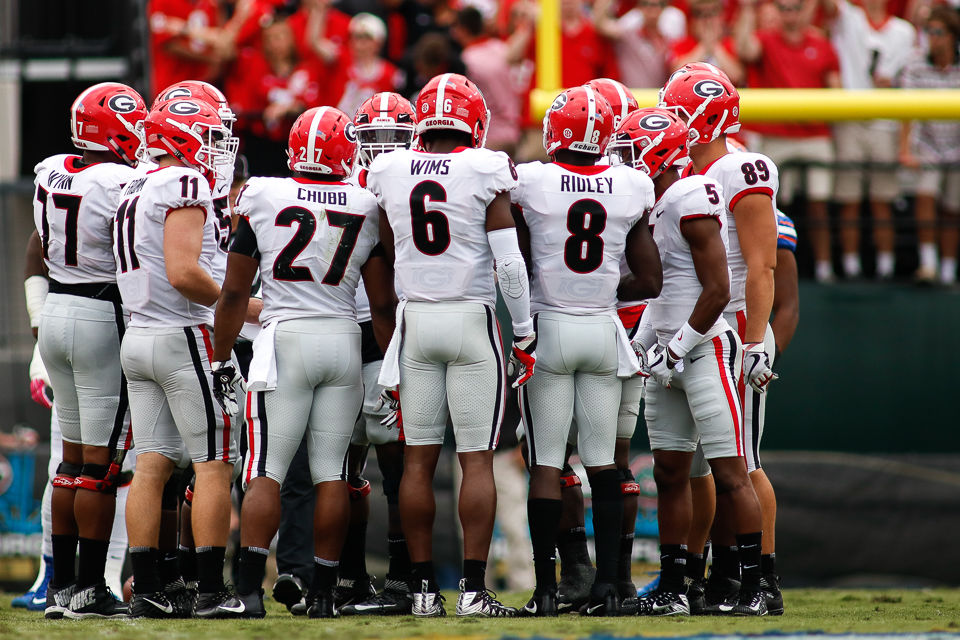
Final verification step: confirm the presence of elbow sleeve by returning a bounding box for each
[487,228,533,336]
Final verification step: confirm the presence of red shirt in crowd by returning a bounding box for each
[337,59,403,117]
[148,0,220,98]
[745,28,840,138]
[287,7,352,103]
[668,35,738,68]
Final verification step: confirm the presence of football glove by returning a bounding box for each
[646,344,682,388]
[507,332,537,388]
[378,388,402,429]
[211,360,243,416]
[743,342,778,393]
[630,336,651,378]
[28,342,53,409]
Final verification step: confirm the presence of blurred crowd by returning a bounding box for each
[149,0,960,283]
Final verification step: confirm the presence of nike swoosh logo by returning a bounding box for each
[689,355,705,363]
[219,603,246,613]
[351,603,384,612]
[144,598,174,614]
[586,604,604,614]
[524,603,538,613]
[32,596,46,605]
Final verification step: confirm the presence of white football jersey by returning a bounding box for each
[366,147,517,306]
[33,154,137,285]
[513,162,654,314]
[692,152,779,313]
[233,176,381,324]
[648,174,731,343]
[115,166,220,327]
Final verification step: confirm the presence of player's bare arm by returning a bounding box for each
[212,250,258,362]
[623,211,663,300]
[510,204,532,264]
[771,247,799,357]
[732,193,777,344]
[164,206,222,307]
[360,250,397,355]
[683,216,732,339]
[377,206,395,264]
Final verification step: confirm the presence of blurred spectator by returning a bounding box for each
[452,6,522,155]
[669,0,744,84]
[594,0,686,88]
[147,0,222,97]
[288,0,352,103]
[736,0,842,283]
[822,0,916,279]
[899,6,960,285]
[401,32,464,98]
[337,13,404,116]
[217,0,281,55]
[226,19,322,175]
[391,0,459,65]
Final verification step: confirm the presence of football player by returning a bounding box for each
[32,82,146,619]
[337,92,417,616]
[512,86,659,617]
[659,64,779,615]
[117,98,238,618]
[366,73,533,618]
[208,106,395,619]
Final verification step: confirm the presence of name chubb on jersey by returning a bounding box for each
[297,188,348,205]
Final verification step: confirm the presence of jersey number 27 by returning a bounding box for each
[273,206,365,285]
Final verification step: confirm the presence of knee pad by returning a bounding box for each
[560,470,582,489]
[161,476,181,510]
[74,463,121,495]
[348,478,371,501]
[618,468,640,495]
[52,462,83,489]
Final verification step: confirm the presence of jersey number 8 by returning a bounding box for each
[564,199,607,274]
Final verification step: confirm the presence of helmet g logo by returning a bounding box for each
[693,80,725,98]
[344,122,358,143]
[639,114,672,131]
[168,100,202,116]
[550,93,568,112]
[164,88,192,101]
[108,95,138,113]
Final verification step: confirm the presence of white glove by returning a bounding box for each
[630,336,651,378]
[377,388,402,429]
[211,360,244,415]
[646,344,683,388]
[743,342,778,393]
[29,343,53,409]
[507,332,537,388]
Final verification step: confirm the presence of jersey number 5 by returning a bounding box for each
[273,206,364,285]
[564,199,607,274]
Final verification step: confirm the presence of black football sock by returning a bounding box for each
[619,533,635,584]
[51,534,79,588]
[312,557,339,593]
[712,544,740,581]
[339,519,368,580]
[588,469,623,585]
[130,547,161,594]
[237,547,269,595]
[159,550,180,585]
[411,561,438,592]
[557,526,591,569]
[761,552,776,577]
[387,536,412,580]
[76,537,110,589]
[196,546,226,593]
[178,545,198,583]
[462,559,487,593]
[528,498,562,592]
[659,544,687,593]
[687,551,707,582]
[736,532,762,591]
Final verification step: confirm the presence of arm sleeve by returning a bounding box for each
[488,227,534,336]
[229,216,260,260]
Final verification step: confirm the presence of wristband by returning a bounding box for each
[666,322,705,359]
[24,275,49,329]
[513,318,534,337]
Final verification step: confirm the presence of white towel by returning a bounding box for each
[377,298,407,389]
[610,310,642,378]
[247,321,278,391]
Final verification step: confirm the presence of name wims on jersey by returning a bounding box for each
[366,147,517,306]
[647,174,731,344]
[687,152,779,312]
[115,165,220,327]
[231,177,381,323]
[34,154,138,285]
[513,162,654,314]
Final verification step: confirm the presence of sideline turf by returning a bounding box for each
[2,589,959,639]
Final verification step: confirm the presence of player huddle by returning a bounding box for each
[28,64,796,621]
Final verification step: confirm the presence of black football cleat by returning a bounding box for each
[64,583,128,619]
[519,588,558,617]
[339,578,412,616]
[334,575,377,609]
[215,589,266,618]
[636,589,690,616]
[194,588,236,618]
[581,582,619,617]
[760,574,784,615]
[307,589,338,618]
[44,583,75,620]
[730,588,768,616]
[130,591,176,618]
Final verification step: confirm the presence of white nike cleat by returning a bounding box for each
[411,580,445,617]
[456,579,517,617]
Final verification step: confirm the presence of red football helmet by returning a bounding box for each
[542,85,615,157]
[608,108,689,179]
[153,80,236,133]
[415,73,490,148]
[658,65,741,145]
[287,106,357,177]
[142,99,235,185]
[354,92,416,166]
[70,82,147,167]
[584,78,639,131]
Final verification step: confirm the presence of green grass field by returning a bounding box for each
[2,589,960,639]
